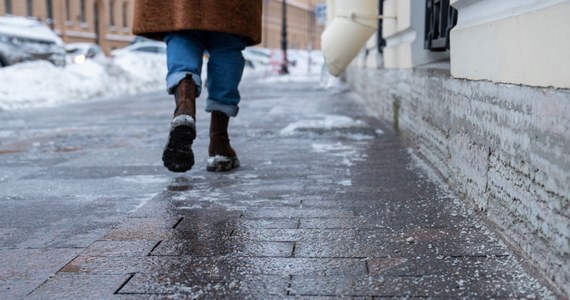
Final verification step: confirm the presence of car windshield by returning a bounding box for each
[66,48,82,54]
[0,16,61,44]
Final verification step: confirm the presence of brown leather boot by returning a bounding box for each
[162,77,197,173]
[207,111,240,172]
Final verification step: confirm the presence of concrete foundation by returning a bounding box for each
[347,66,570,295]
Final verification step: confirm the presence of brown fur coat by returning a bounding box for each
[133,0,262,46]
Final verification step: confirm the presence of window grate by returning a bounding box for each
[377,0,386,53]
[424,0,457,51]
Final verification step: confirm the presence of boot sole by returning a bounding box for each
[206,156,240,172]
[163,116,196,173]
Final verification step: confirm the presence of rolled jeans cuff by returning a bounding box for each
[206,99,239,117]
[166,72,202,96]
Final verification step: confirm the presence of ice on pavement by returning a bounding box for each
[280,114,369,136]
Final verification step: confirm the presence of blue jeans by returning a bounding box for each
[164,31,247,117]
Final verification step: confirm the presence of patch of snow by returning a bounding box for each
[0,52,166,111]
[319,65,351,94]
[343,133,375,141]
[311,142,354,153]
[280,114,369,136]
[118,175,169,185]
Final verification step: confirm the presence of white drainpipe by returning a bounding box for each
[321,0,380,76]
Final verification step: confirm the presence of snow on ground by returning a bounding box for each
[280,114,369,136]
[0,52,166,110]
[0,48,328,111]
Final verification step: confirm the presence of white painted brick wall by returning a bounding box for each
[347,67,570,295]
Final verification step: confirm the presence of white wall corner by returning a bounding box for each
[450,0,570,88]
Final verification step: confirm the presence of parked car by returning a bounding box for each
[110,41,166,57]
[65,43,106,64]
[0,16,65,67]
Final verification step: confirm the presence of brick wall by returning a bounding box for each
[346,67,570,295]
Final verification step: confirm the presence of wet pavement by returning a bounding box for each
[0,77,555,299]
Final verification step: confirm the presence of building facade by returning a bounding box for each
[0,0,324,54]
[261,0,325,50]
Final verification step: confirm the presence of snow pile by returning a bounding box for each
[0,53,166,110]
[0,48,328,111]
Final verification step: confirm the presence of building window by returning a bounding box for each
[26,0,34,17]
[424,0,457,51]
[46,0,54,23]
[122,2,128,28]
[109,0,115,27]
[79,0,86,23]
[5,0,12,14]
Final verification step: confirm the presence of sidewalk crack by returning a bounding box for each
[114,273,135,294]
[291,241,297,257]
[171,217,184,229]
[148,241,163,256]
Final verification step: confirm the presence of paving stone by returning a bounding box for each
[235,218,299,229]
[151,240,294,257]
[118,274,289,297]
[232,229,361,242]
[299,218,389,230]
[26,274,129,300]
[244,207,354,218]
[82,241,159,257]
[101,217,181,241]
[295,238,392,258]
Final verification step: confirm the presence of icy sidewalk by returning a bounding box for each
[1,79,554,298]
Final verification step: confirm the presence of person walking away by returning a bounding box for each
[132,1,262,172]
